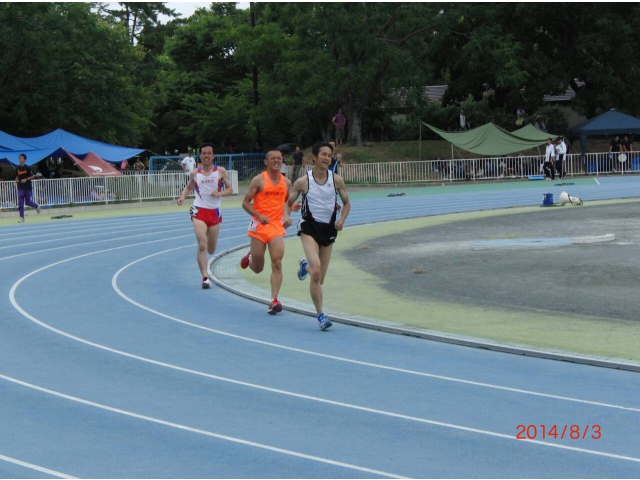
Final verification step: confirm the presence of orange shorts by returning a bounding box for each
[247,218,286,244]
[191,206,222,228]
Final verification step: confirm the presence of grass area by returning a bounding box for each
[240,201,640,361]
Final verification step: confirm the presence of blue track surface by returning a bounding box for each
[1,177,640,478]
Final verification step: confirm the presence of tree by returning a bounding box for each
[0,2,153,145]
[251,3,441,146]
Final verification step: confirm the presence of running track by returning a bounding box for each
[1,177,639,478]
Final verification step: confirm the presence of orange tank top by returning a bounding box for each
[253,172,288,223]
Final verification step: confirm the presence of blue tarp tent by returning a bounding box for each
[0,128,145,166]
[568,109,640,159]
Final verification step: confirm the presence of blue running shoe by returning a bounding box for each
[298,258,308,280]
[318,313,332,331]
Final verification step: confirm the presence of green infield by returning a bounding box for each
[240,200,640,361]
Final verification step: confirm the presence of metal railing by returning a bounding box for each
[148,154,266,181]
[338,152,640,184]
[0,171,238,211]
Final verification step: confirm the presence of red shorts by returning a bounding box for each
[190,206,222,228]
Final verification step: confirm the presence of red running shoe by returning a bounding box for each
[267,299,282,315]
[240,250,251,269]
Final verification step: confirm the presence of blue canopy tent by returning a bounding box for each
[0,128,145,166]
[568,109,640,161]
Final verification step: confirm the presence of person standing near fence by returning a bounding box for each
[14,154,40,223]
[332,108,346,146]
[555,137,567,180]
[285,142,351,331]
[543,138,556,180]
[177,143,233,289]
[240,149,292,315]
[292,146,304,180]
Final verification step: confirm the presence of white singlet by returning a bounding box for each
[193,167,222,210]
[301,170,337,224]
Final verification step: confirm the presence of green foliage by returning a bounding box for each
[0,2,152,145]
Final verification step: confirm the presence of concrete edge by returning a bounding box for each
[572,233,615,244]
[207,217,640,373]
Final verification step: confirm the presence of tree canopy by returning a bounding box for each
[1,2,639,153]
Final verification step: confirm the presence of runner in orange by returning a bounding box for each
[240,149,292,314]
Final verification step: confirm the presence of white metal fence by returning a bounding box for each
[0,171,239,211]
[336,152,640,184]
[2,152,638,211]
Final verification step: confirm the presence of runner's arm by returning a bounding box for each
[242,175,269,224]
[177,170,196,205]
[334,174,350,231]
[213,167,234,198]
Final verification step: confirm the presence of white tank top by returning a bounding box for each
[301,170,337,224]
[193,167,222,210]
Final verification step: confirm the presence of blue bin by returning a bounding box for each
[542,193,553,206]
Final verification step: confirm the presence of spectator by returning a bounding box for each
[621,134,633,172]
[280,153,288,178]
[543,137,556,180]
[534,116,546,132]
[181,150,196,174]
[133,157,145,173]
[14,153,41,223]
[328,141,343,174]
[608,135,621,172]
[458,108,468,131]
[292,146,304,180]
[332,108,346,145]
[516,107,526,126]
[555,137,567,179]
[120,159,129,172]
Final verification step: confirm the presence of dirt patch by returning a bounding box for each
[345,203,640,322]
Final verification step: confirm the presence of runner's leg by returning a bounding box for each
[301,234,323,315]
[248,236,267,273]
[266,235,285,300]
[192,219,209,277]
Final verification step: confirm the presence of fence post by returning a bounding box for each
[137,174,142,202]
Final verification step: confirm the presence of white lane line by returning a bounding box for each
[0,222,188,250]
[594,178,601,185]
[0,374,404,479]
[0,223,247,263]
[0,218,187,243]
[112,248,640,415]
[9,256,640,465]
[0,453,76,479]
[0,230,192,263]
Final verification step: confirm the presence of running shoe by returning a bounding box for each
[18,217,24,223]
[240,250,251,269]
[202,276,211,289]
[36,205,41,214]
[297,258,308,280]
[318,313,332,331]
[267,299,283,315]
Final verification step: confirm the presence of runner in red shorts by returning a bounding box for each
[241,149,292,314]
[177,143,233,289]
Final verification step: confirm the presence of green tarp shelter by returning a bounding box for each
[424,122,556,156]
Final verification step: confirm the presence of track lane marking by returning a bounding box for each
[0,374,404,479]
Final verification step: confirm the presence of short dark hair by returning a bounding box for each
[19,153,26,160]
[265,148,282,159]
[312,142,333,156]
[199,143,215,153]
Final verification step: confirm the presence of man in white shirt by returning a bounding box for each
[555,137,567,180]
[459,108,467,131]
[544,138,556,180]
[181,150,196,174]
